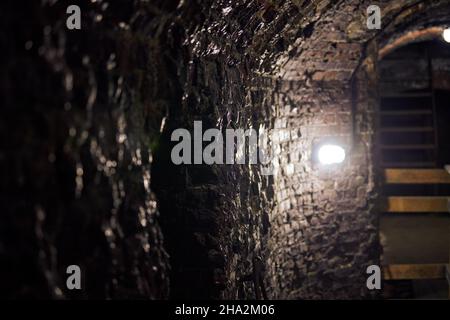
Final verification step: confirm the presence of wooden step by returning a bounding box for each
[384,196,450,213]
[382,161,436,168]
[381,92,433,98]
[381,144,435,150]
[384,169,450,184]
[383,264,448,280]
[380,126,434,133]
[380,110,432,116]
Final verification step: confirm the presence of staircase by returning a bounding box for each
[379,89,449,297]
[379,92,439,169]
[382,168,450,298]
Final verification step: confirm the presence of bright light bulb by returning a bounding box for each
[318,144,346,165]
[443,28,450,43]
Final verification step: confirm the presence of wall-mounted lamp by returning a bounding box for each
[312,140,347,167]
[317,144,346,165]
[443,28,450,43]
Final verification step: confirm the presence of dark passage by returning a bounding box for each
[1,0,450,300]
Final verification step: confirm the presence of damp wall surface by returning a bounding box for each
[1,0,450,299]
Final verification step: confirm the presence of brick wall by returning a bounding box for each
[2,0,450,299]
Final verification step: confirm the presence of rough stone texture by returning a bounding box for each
[0,0,171,299]
[1,0,450,300]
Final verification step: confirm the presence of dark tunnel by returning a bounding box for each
[1,0,450,302]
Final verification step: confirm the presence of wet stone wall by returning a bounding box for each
[2,0,449,300]
[0,0,173,299]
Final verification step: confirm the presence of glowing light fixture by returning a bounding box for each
[318,144,346,165]
[443,28,450,43]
